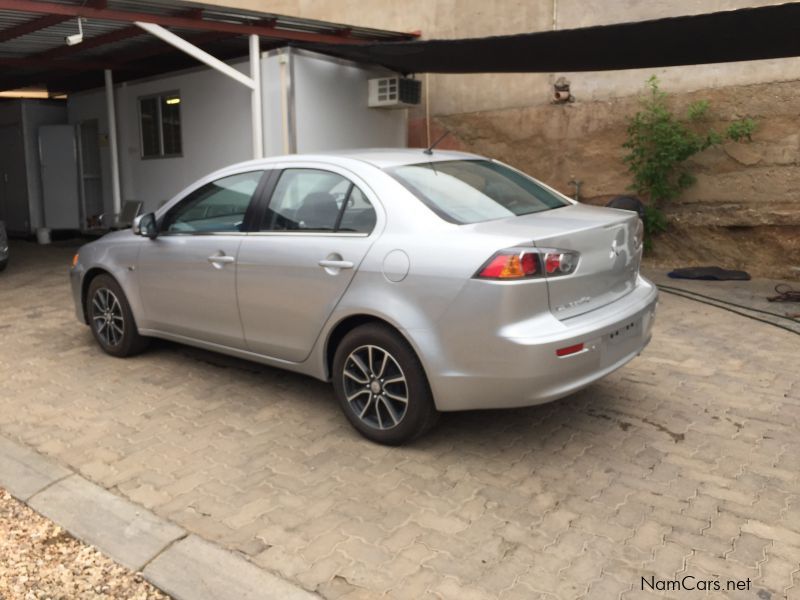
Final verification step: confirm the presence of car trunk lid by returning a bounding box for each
[467,204,642,320]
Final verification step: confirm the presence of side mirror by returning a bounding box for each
[133,212,158,239]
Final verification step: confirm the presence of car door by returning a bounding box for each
[237,165,381,362]
[137,169,267,348]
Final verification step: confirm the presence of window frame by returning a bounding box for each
[138,91,183,160]
[158,170,270,236]
[252,167,379,237]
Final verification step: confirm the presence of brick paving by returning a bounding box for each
[1,240,798,599]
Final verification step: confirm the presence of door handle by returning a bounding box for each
[208,254,236,264]
[318,259,354,269]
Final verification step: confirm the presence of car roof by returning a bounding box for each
[228,148,484,172]
[321,148,484,168]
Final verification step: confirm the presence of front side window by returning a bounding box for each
[161,171,264,234]
[386,159,569,224]
[261,169,376,233]
[139,93,182,158]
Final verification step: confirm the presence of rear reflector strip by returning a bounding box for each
[556,343,584,357]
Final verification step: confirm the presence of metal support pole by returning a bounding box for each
[249,34,263,159]
[279,51,290,155]
[104,69,121,217]
[134,21,255,90]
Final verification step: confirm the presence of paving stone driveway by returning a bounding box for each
[1,240,799,600]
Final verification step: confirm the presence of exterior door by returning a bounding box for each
[237,166,380,362]
[0,124,30,233]
[77,119,104,224]
[40,125,80,229]
[137,170,266,348]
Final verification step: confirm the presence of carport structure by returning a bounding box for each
[0,0,416,216]
[0,0,416,93]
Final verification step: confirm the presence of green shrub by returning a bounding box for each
[622,76,756,249]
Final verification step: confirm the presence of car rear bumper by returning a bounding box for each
[422,276,658,411]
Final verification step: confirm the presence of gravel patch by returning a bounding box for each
[0,487,170,599]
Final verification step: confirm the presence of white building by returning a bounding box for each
[0,2,416,235]
[67,48,408,223]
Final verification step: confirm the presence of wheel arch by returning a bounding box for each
[324,314,429,384]
[80,267,117,324]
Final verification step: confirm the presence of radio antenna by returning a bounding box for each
[423,130,450,155]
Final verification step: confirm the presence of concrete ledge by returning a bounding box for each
[144,535,319,600]
[28,474,186,571]
[0,435,72,501]
[0,433,316,599]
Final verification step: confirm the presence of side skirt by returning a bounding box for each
[137,328,327,381]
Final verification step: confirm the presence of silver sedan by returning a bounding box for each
[70,149,657,444]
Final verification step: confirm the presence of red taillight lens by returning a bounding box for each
[543,251,579,276]
[545,253,561,274]
[477,251,540,279]
[520,252,537,274]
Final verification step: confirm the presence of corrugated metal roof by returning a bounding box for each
[0,0,415,93]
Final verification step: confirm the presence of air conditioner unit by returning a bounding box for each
[368,76,422,108]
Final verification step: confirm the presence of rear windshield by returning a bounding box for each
[386,159,569,224]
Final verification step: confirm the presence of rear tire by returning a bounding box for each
[86,274,149,357]
[332,323,438,445]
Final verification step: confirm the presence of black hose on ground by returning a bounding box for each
[656,285,800,336]
[768,284,800,303]
[656,284,799,323]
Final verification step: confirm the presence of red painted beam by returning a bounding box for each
[0,14,71,43]
[0,0,417,43]
[183,8,203,20]
[33,5,209,61]
[37,25,144,59]
[0,30,242,93]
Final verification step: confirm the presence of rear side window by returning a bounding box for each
[386,159,568,224]
[337,186,377,233]
[261,168,376,233]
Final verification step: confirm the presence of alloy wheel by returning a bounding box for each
[342,344,409,430]
[91,287,125,347]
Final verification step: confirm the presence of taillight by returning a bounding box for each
[476,250,540,280]
[542,250,579,276]
[475,248,578,280]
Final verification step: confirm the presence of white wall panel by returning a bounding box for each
[68,50,408,214]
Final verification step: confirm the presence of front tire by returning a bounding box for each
[86,274,149,357]
[332,324,438,445]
